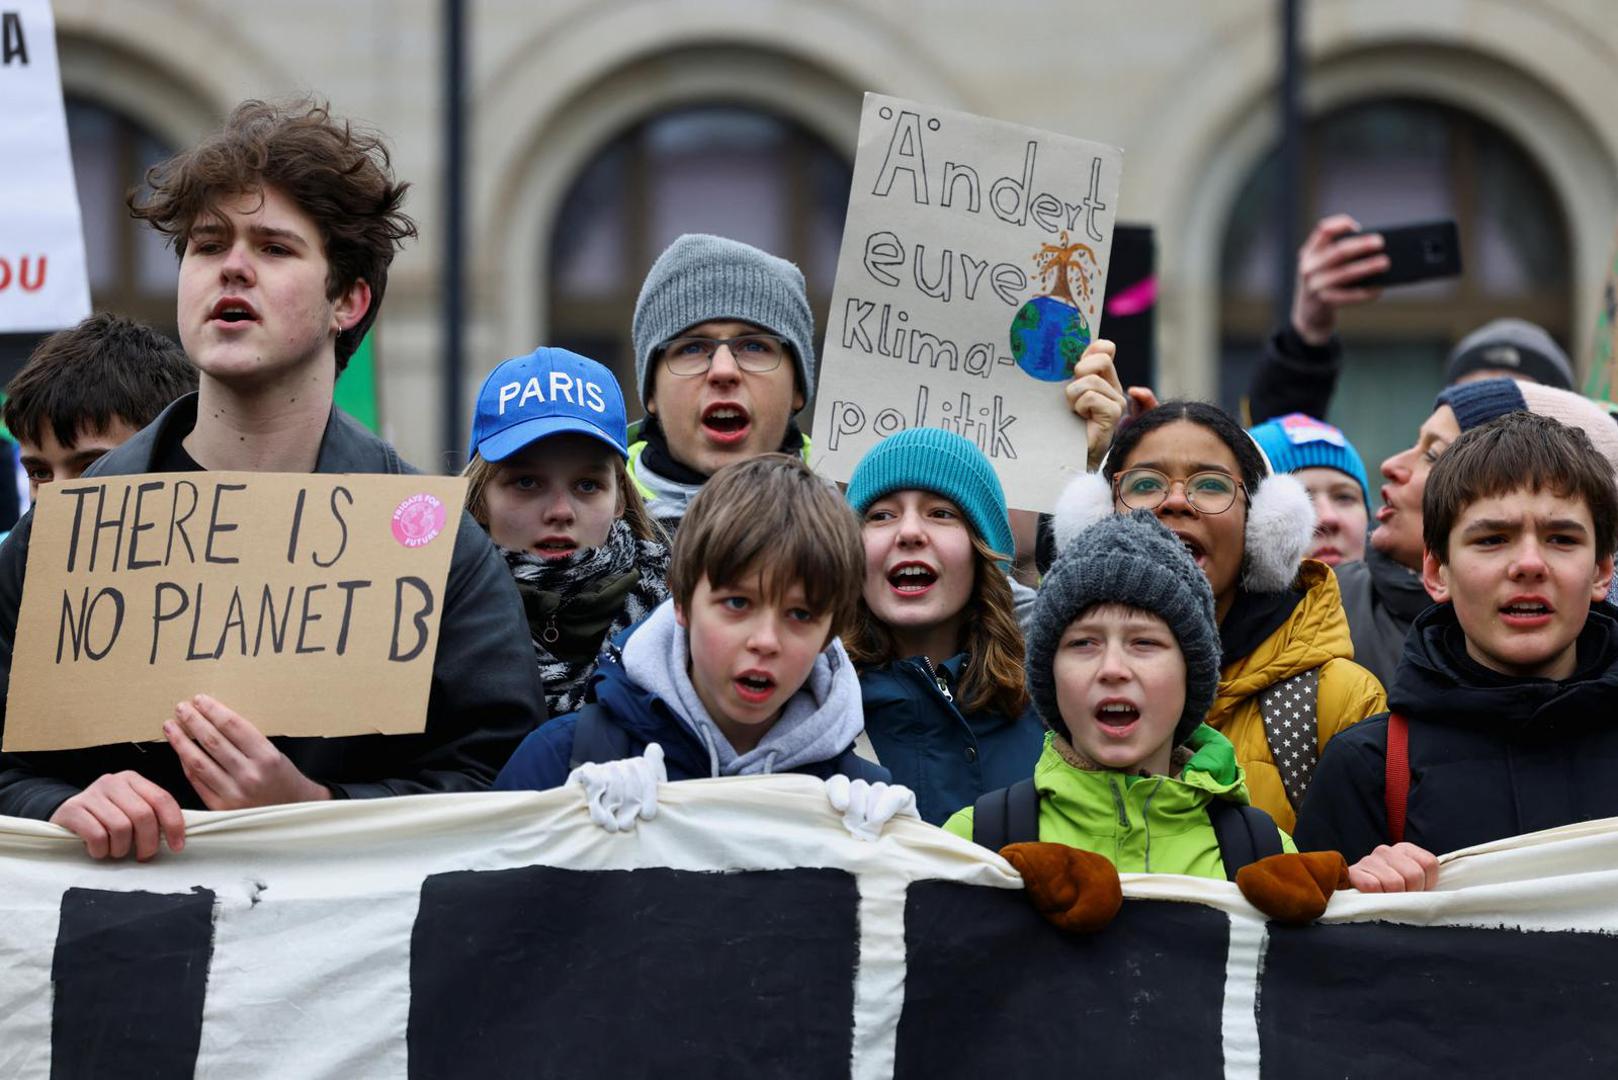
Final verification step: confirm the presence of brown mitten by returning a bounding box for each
[1000,842,1123,934]
[1235,850,1351,924]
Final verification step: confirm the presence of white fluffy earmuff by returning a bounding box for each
[1239,471,1316,593]
[1052,471,1115,552]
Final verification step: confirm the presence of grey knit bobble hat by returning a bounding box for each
[631,234,816,410]
[1026,509,1222,749]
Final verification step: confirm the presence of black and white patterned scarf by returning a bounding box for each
[502,519,670,717]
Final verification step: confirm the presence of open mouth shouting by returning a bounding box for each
[1171,531,1208,570]
[532,535,579,560]
[702,401,752,447]
[209,296,260,329]
[1094,698,1141,738]
[1499,595,1554,629]
[886,560,939,596]
[733,669,778,705]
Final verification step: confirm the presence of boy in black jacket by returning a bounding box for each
[1294,411,1618,891]
[0,100,545,861]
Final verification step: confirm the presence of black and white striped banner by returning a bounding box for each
[2,777,1616,1077]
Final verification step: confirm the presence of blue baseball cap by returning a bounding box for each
[468,347,629,462]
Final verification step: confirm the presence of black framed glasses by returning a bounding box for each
[658,333,788,377]
[1114,467,1245,515]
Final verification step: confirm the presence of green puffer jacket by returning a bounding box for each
[942,725,1295,879]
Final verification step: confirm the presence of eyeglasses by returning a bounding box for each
[658,333,788,377]
[1114,467,1245,515]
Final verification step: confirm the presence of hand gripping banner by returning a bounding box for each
[2,777,1617,1077]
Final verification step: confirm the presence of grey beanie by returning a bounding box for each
[1026,509,1222,749]
[1445,317,1574,390]
[630,234,816,410]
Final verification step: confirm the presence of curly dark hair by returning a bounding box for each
[129,98,417,372]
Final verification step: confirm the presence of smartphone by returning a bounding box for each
[1352,220,1461,288]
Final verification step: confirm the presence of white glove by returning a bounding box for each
[567,743,666,833]
[825,775,919,842]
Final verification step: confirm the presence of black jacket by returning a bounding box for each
[0,394,547,819]
[1293,601,1618,862]
[1246,324,1341,424]
[1332,543,1434,689]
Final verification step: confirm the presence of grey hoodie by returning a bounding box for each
[622,599,865,777]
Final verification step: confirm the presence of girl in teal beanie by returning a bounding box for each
[844,427,1044,825]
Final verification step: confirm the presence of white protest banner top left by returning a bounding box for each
[4,472,467,751]
[0,1,91,333]
[812,93,1123,513]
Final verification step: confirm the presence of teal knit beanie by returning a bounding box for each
[631,234,816,411]
[1248,413,1370,508]
[845,427,1015,561]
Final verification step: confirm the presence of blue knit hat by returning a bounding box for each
[1247,413,1370,508]
[1434,378,1527,433]
[845,427,1015,561]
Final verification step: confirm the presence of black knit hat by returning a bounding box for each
[1026,509,1221,748]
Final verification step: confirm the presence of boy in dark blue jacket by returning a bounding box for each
[497,454,912,839]
[1296,411,1618,890]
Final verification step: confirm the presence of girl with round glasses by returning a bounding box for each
[1053,400,1385,831]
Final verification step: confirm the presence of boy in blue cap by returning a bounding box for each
[464,347,670,717]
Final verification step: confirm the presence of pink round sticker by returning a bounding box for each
[392,493,447,548]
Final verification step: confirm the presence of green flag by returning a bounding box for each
[335,333,381,433]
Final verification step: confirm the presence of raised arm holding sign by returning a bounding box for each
[0,101,545,860]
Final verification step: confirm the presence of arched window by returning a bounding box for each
[1219,99,1572,471]
[545,105,852,419]
[0,98,179,378]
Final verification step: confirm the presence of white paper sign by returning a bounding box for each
[0,1,91,333]
[812,94,1123,513]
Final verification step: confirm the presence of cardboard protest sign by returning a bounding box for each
[1,784,1617,1077]
[4,472,465,751]
[812,93,1123,512]
[0,1,92,333]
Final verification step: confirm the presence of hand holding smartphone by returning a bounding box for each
[1350,220,1461,288]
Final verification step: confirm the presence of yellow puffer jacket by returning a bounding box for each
[1206,560,1387,833]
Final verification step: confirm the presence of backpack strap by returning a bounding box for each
[1207,799,1285,881]
[1256,666,1323,810]
[567,703,633,770]
[1384,711,1410,845]
[971,777,1040,850]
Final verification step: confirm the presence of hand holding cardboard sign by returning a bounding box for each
[49,771,186,861]
[1064,339,1125,470]
[165,694,333,810]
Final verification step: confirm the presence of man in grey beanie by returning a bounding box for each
[626,233,818,532]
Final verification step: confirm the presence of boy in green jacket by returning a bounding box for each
[946,511,1347,929]
[945,507,1292,875]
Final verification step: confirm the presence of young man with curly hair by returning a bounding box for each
[0,100,545,860]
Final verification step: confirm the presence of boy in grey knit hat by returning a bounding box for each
[945,509,1296,876]
[627,234,817,533]
[944,510,1350,932]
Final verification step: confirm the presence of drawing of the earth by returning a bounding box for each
[1010,295,1091,382]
